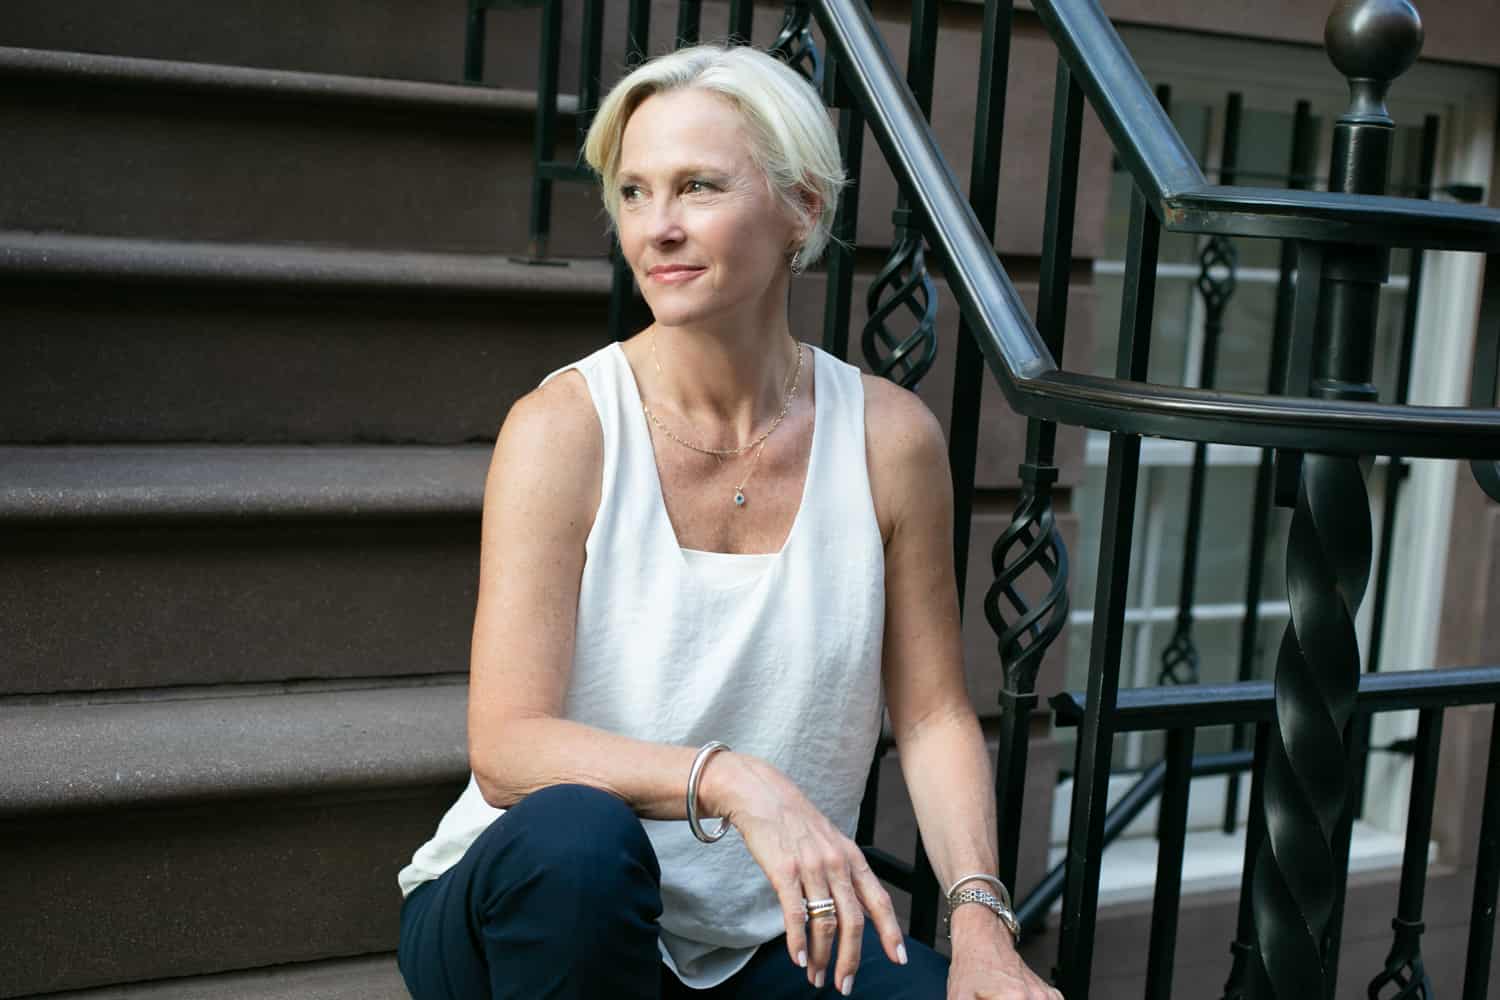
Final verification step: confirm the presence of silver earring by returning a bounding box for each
[790,248,805,275]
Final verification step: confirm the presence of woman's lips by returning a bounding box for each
[650,267,705,284]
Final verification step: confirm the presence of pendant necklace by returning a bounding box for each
[642,330,803,508]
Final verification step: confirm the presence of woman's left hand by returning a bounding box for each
[945,908,1063,1000]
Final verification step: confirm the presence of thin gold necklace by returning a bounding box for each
[642,330,803,508]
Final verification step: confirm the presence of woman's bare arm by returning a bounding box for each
[866,376,1061,996]
[466,370,734,819]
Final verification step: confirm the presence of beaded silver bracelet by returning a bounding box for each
[687,741,732,843]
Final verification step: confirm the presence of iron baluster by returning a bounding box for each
[988,30,1074,902]
[1321,716,1365,996]
[768,2,823,88]
[1160,92,1243,688]
[1463,705,1500,1000]
[1250,6,1421,996]
[1367,709,1442,1000]
[727,0,755,46]
[860,213,938,389]
[625,0,650,65]
[1226,99,1317,834]
[861,0,939,390]
[525,0,564,261]
[1222,721,1273,1000]
[884,0,944,943]
[1144,727,1195,999]
[949,0,1015,589]
[674,0,702,47]
[606,0,654,340]
[819,49,864,363]
[575,0,605,142]
[1054,183,1158,1000]
[463,0,488,83]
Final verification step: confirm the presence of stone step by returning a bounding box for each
[0,46,606,254]
[0,0,789,88]
[0,684,467,996]
[0,231,615,443]
[0,444,490,696]
[27,955,408,1000]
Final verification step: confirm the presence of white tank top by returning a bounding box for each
[398,340,886,989]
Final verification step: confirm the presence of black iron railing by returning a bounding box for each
[504,0,1500,995]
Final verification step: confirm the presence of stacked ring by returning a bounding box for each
[802,897,837,920]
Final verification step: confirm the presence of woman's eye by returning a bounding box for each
[620,185,640,201]
[685,179,715,194]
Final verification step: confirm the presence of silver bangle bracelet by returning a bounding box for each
[687,741,732,843]
[943,873,1019,942]
[944,872,1013,910]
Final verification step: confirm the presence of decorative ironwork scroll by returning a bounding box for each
[769,1,823,88]
[863,208,939,389]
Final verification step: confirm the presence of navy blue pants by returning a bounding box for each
[397,783,950,998]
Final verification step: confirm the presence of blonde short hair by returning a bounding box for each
[582,44,849,269]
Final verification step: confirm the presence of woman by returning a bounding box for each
[395,42,1060,1000]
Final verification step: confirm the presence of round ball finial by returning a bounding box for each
[1325,0,1424,120]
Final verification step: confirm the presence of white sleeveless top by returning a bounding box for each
[397,340,886,988]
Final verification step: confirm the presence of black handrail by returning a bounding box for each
[1032,0,1500,252]
[810,0,1500,459]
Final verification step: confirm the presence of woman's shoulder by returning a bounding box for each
[488,365,604,522]
[857,372,944,463]
[507,360,601,450]
[858,373,948,546]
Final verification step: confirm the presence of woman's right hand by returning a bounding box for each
[702,751,910,995]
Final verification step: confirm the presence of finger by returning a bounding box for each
[769,860,809,973]
[826,864,865,996]
[848,851,906,965]
[801,865,838,989]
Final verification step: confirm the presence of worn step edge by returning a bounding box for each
[0,444,493,523]
[0,231,614,297]
[0,682,469,820]
[25,953,407,1000]
[0,43,578,122]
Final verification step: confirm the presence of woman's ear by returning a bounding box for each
[797,186,823,235]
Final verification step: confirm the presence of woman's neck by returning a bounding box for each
[643,315,802,450]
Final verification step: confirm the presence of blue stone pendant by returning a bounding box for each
[733,491,746,507]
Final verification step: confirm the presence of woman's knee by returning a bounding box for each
[477,782,661,889]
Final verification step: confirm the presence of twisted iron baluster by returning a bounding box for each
[1253,453,1372,996]
[1251,6,1420,994]
[768,1,823,87]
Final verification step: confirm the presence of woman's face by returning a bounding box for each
[614,88,803,329]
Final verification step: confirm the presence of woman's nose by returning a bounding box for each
[646,198,684,243]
